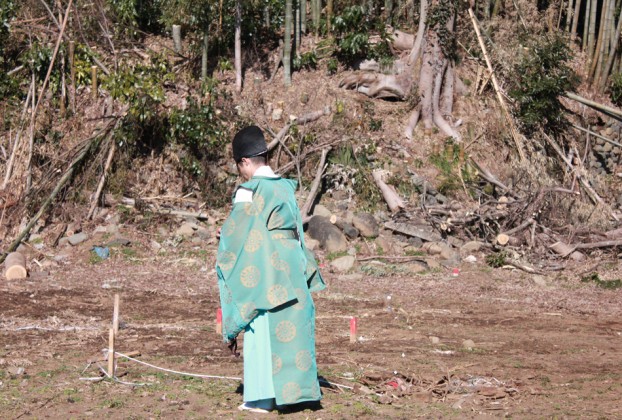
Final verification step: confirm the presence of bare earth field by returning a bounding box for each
[1,237,622,419]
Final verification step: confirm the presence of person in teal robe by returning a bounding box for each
[216,126,326,413]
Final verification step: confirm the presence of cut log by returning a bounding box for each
[372,170,405,212]
[4,252,27,279]
[496,233,510,246]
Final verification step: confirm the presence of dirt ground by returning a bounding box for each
[1,233,622,419]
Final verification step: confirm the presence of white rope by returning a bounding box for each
[114,351,242,381]
[114,351,353,390]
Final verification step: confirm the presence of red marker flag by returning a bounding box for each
[350,316,357,343]
[216,308,222,335]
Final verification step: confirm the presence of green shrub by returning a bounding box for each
[508,34,579,135]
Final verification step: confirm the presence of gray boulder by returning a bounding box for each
[307,216,348,253]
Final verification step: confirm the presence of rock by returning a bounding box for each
[307,216,348,253]
[384,221,441,242]
[462,339,475,350]
[440,258,459,269]
[604,142,613,153]
[195,227,212,240]
[440,244,458,261]
[8,367,25,376]
[424,242,443,255]
[448,236,464,248]
[57,238,70,247]
[460,241,483,256]
[463,255,477,263]
[435,193,447,204]
[404,245,422,255]
[94,225,108,234]
[532,275,547,287]
[569,251,586,262]
[407,236,423,247]
[312,204,333,218]
[305,237,320,251]
[352,213,379,238]
[106,224,119,235]
[404,262,427,273]
[150,240,162,251]
[429,336,440,344]
[425,258,440,269]
[68,232,88,246]
[271,108,283,121]
[374,235,394,255]
[176,223,196,237]
[343,211,355,225]
[330,255,356,272]
[106,237,131,247]
[338,222,359,239]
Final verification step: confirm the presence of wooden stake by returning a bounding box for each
[113,294,120,335]
[108,327,115,378]
[4,252,27,280]
[91,66,98,100]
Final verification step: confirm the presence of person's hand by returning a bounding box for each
[226,337,240,357]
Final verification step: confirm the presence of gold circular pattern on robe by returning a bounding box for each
[239,302,257,322]
[295,350,312,371]
[270,252,290,275]
[267,284,289,307]
[243,229,263,253]
[272,354,282,375]
[244,194,265,216]
[282,382,302,404]
[221,218,236,237]
[275,320,297,342]
[293,287,307,310]
[217,250,236,271]
[240,265,260,288]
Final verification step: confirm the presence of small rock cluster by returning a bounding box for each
[304,204,483,273]
[589,121,622,175]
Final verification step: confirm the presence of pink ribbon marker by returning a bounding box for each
[350,316,357,343]
[216,308,222,335]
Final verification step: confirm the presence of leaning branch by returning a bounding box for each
[301,148,330,222]
[0,122,116,264]
[267,108,331,151]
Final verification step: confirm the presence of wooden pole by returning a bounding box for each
[4,252,27,280]
[69,40,76,114]
[91,66,97,100]
[108,327,115,378]
[172,25,182,53]
[113,294,120,335]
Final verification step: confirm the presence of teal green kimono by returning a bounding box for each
[216,175,326,406]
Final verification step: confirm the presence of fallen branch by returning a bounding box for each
[468,7,526,161]
[276,138,345,175]
[0,121,115,264]
[301,148,330,223]
[267,108,331,151]
[372,170,405,212]
[564,92,622,121]
[87,140,116,220]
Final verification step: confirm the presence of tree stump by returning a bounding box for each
[4,252,27,280]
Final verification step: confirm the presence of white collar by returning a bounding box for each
[253,166,278,178]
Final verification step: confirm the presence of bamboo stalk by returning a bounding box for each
[564,91,622,120]
[234,1,242,92]
[571,0,581,38]
[565,0,573,32]
[284,0,293,86]
[583,0,591,51]
[69,40,76,114]
[587,0,598,71]
[599,5,622,91]
[468,8,526,161]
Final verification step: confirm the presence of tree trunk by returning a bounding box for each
[296,1,301,50]
[301,0,307,34]
[571,0,581,39]
[264,4,270,27]
[235,0,242,92]
[587,0,597,67]
[600,4,622,91]
[385,0,393,26]
[202,33,209,80]
[284,0,293,86]
[326,0,332,34]
[408,0,428,64]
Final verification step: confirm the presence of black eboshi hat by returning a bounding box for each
[232,125,268,163]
